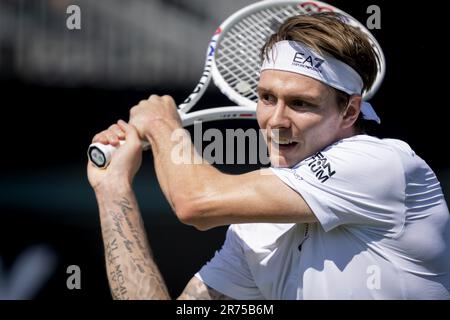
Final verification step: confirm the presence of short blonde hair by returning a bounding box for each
[261,12,379,94]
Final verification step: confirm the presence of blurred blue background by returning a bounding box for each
[0,0,448,299]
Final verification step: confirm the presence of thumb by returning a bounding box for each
[117,120,141,148]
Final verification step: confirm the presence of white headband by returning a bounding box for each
[261,40,380,124]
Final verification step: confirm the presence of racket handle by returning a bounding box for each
[88,106,256,169]
[87,140,149,169]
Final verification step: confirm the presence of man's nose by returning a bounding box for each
[268,101,291,129]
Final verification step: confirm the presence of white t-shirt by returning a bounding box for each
[196,135,450,299]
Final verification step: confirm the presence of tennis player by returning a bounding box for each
[88,13,450,299]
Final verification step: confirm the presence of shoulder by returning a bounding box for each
[272,135,412,201]
[310,135,410,183]
[330,135,425,177]
[324,135,408,167]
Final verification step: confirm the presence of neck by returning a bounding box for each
[336,125,363,142]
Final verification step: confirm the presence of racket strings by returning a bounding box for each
[220,46,259,82]
[216,5,308,103]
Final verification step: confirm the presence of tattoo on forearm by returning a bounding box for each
[110,263,128,299]
[105,238,119,266]
[131,256,146,274]
[179,278,234,300]
[102,196,170,299]
[114,198,148,256]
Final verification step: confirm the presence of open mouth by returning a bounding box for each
[271,138,298,150]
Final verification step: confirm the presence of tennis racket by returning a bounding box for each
[88,0,386,169]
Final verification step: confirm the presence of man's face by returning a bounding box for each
[257,69,345,168]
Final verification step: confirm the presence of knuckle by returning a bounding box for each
[149,94,160,101]
[94,132,106,143]
[162,95,175,106]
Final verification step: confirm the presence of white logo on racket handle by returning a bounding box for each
[88,140,150,169]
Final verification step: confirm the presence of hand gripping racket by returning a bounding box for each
[88,0,386,169]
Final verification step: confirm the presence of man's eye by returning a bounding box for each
[291,100,313,109]
[291,100,305,107]
[259,94,275,104]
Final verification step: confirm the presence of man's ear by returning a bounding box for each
[341,95,362,129]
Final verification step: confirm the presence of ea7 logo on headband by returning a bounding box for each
[292,52,325,71]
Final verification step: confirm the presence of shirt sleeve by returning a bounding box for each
[195,225,264,300]
[270,138,406,234]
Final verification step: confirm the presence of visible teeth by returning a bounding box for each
[273,137,293,145]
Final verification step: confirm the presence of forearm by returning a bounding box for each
[144,120,221,214]
[95,183,170,299]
